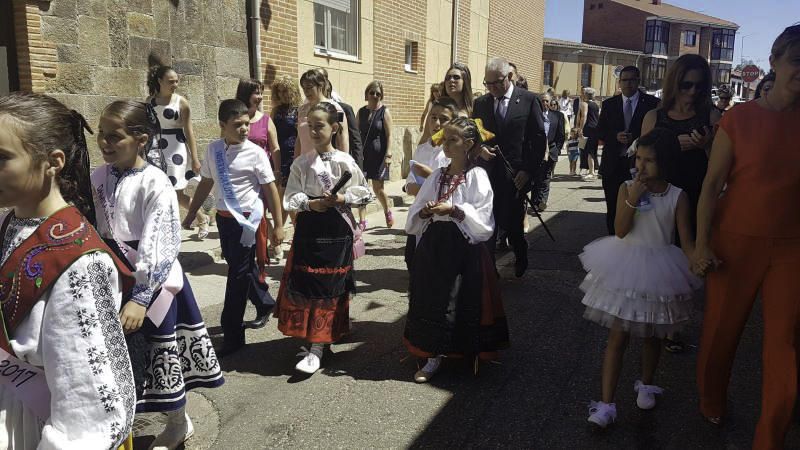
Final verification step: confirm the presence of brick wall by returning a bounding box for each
[455,0,470,63]
[14,0,250,162]
[487,0,546,91]
[259,0,299,105]
[373,0,426,126]
[582,0,649,52]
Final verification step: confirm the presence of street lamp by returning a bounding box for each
[739,33,754,64]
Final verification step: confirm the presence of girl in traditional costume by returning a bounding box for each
[277,102,372,374]
[92,100,224,449]
[0,92,136,448]
[404,117,509,383]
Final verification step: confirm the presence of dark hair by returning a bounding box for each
[235,78,264,109]
[771,23,800,60]
[428,82,444,102]
[515,76,528,90]
[636,127,679,181]
[308,101,341,125]
[755,71,776,99]
[442,62,474,115]
[300,69,329,93]
[0,92,95,222]
[659,54,713,113]
[147,64,176,96]
[102,100,164,170]
[430,97,458,115]
[619,65,641,79]
[445,117,485,145]
[218,99,249,123]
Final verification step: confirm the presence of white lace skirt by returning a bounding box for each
[578,236,702,337]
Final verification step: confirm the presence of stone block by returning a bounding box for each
[193,118,222,144]
[224,30,248,52]
[153,0,171,34]
[127,0,153,14]
[77,16,111,66]
[173,58,203,76]
[150,39,172,65]
[202,0,225,47]
[92,67,146,97]
[128,12,155,37]
[178,74,206,119]
[47,93,86,113]
[84,94,128,121]
[49,0,78,19]
[222,0,245,33]
[45,63,93,93]
[213,48,249,78]
[77,0,108,16]
[215,76,240,102]
[41,16,78,45]
[57,44,82,63]
[109,13,130,67]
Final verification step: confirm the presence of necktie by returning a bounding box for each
[495,96,506,124]
[624,98,633,131]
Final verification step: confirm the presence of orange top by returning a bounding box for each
[715,101,800,237]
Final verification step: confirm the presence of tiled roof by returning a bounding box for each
[544,38,644,55]
[611,0,739,28]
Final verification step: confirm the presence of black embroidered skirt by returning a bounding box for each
[275,209,355,343]
[404,221,509,359]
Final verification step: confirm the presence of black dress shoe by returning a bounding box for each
[243,312,270,329]
[514,258,528,278]
[217,340,245,358]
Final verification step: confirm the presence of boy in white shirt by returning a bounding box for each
[403,97,457,268]
[184,99,284,356]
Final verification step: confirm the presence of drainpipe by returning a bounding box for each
[600,50,609,97]
[451,0,459,63]
[247,0,262,81]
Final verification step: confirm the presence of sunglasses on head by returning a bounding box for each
[445,74,462,81]
[678,80,705,91]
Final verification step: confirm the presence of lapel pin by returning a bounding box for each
[515,98,520,104]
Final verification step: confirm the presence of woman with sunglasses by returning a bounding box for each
[357,80,395,227]
[441,62,474,117]
[641,54,720,354]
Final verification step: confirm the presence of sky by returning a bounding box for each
[544,0,800,70]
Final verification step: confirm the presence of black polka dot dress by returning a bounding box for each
[150,94,189,190]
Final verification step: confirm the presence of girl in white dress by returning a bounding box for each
[582,128,702,428]
[93,100,223,449]
[0,92,136,449]
[146,64,210,237]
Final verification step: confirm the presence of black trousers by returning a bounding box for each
[217,214,274,344]
[532,158,557,205]
[601,158,632,235]
[491,177,528,266]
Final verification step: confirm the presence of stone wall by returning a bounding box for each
[17,0,250,162]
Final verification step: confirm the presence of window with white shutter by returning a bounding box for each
[314,0,359,58]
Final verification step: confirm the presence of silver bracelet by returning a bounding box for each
[624,199,637,209]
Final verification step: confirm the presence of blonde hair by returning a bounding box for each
[270,75,302,113]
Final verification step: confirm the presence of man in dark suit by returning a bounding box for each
[532,93,566,211]
[472,57,547,277]
[597,66,659,235]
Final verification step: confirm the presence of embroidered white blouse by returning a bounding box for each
[284,150,373,212]
[405,166,495,244]
[91,164,182,308]
[0,213,135,449]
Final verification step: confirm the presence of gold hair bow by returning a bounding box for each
[430,118,495,146]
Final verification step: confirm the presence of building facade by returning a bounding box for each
[541,38,643,99]
[3,0,546,180]
[581,0,738,91]
[260,0,546,178]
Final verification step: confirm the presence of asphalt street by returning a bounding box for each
[133,162,797,449]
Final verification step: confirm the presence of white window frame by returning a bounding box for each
[314,0,360,59]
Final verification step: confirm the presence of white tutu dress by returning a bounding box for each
[579,182,702,337]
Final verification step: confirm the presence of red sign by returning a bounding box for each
[742,65,760,83]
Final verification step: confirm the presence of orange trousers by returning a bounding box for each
[697,230,800,450]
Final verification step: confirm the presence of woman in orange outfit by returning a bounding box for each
[693,25,800,449]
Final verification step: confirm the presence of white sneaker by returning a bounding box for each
[634,380,663,410]
[149,411,194,450]
[587,401,617,428]
[414,357,442,383]
[295,347,322,374]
